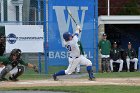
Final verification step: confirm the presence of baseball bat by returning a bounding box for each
[67,9,78,26]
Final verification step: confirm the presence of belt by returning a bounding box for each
[69,56,79,58]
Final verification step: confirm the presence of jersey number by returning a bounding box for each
[67,45,71,51]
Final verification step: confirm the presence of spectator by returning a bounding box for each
[99,33,111,72]
[110,42,123,72]
[125,42,138,72]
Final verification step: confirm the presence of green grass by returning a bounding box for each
[1,85,140,93]
[25,66,67,74]
[19,66,67,80]
[19,71,140,80]
[19,74,48,80]
[2,68,140,92]
[95,72,140,78]
[24,62,140,79]
[20,64,140,80]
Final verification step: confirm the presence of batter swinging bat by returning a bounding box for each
[67,9,78,26]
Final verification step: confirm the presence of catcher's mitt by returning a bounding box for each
[33,65,39,73]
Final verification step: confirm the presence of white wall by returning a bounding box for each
[0,0,4,21]
[7,0,16,21]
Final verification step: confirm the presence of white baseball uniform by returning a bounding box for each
[110,59,123,72]
[126,57,138,70]
[64,32,92,75]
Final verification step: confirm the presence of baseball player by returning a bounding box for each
[0,49,38,81]
[52,25,95,81]
[110,42,123,72]
[98,33,111,72]
[125,42,138,71]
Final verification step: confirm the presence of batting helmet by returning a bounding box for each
[63,32,72,41]
[10,49,22,60]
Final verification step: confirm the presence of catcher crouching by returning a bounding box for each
[0,49,38,81]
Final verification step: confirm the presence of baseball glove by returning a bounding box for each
[33,65,39,73]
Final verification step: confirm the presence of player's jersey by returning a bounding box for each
[0,56,28,67]
[65,35,80,58]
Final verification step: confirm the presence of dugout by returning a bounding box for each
[98,16,140,72]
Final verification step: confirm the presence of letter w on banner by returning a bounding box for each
[48,0,95,66]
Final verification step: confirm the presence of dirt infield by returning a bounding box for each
[0,78,140,88]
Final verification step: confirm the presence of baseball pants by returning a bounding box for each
[65,55,92,75]
[0,66,24,77]
[126,58,138,70]
[110,59,123,72]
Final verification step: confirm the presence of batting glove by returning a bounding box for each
[76,25,80,29]
[76,25,82,33]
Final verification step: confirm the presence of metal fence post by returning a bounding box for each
[37,0,42,73]
[43,0,48,74]
[37,0,42,74]
[95,0,99,72]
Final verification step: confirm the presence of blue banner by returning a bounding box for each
[48,0,95,66]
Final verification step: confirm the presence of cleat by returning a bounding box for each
[88,70,95,81]
[52,74,58,81]
[9,77,19,81]
[89,77,96,81]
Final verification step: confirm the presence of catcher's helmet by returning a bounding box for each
[63,32,72,41]
[10,49,22,60]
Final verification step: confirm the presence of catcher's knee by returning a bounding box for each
[86,60,92,66]
[65,69,74,75]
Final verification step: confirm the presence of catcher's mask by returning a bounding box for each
[10,49,21,60]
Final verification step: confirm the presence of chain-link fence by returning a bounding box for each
[1,0,139,77]
[0,0,48,76]
[0,0,69,77]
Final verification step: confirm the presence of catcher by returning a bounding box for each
[0,49,38,81]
